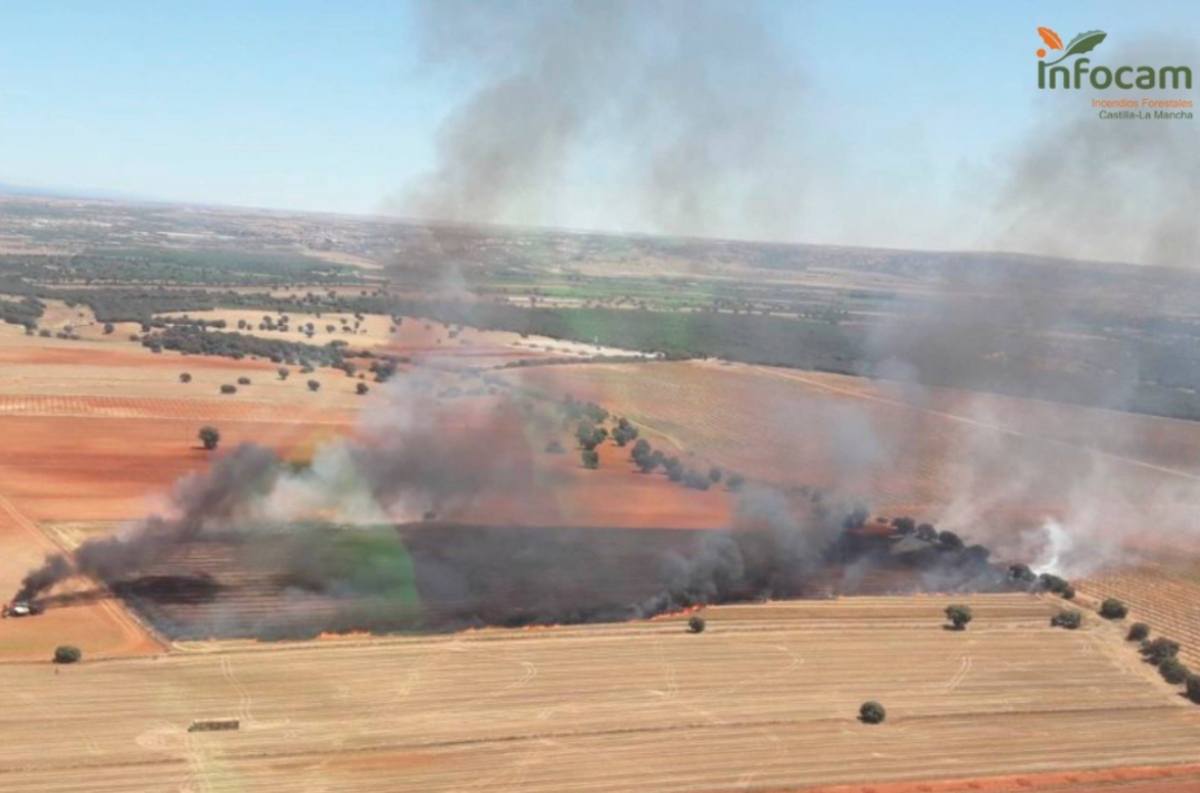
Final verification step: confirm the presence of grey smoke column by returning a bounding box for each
[401,0,807,240]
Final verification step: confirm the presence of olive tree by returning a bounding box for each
[197,426,220,451]
[945,604,973,630]
[859,701,886,724]
[53,645,82,664]
[1099,598,1128,620]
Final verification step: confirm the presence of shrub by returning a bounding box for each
[179,372,192,383]
[1127,622,1150,642]
[1187,675,1200,704]
[687,615,706,633]
[1141,637,1181,665]
[545,440,565,454]
[581,449,600,469]
[237,376,251,386]
[219,384,237,395]
[356,382,369,395]
[307,379,321,392]
[891,516,915,534]
[937,530,964,552]
[915,523,938,542]
[53,645,82,664]
[1037,573,1070,595]
[665,459,683,482]
[859,701,886,724]
[1008,563,1035,584]
[198,426,220,451]
[708,467,722,483]
[945,604,973,630]
[1099,598,1128,620]
[682,469,711,490]
[1160,658,1190,685]
[1051,609,1082,629]
[726,473,745,492]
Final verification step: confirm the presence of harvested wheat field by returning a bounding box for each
[0,594,1196,792]
[1080,563,1200,669]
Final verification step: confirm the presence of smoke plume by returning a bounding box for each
[399,0,807,240]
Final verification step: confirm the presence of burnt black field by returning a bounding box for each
[101,522,1019,641]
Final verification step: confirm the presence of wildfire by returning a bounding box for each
[649,604,704,621]
[315,630,373,641]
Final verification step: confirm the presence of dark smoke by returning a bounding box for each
[13,378,534,605]
[400,0,806,240]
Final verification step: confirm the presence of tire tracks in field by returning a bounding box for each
[220,655,256,726]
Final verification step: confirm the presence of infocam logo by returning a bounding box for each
[1035,26,1192,90]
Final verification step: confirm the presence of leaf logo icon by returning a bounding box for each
[1037,27,1064,50]
[1042,29,1107,66]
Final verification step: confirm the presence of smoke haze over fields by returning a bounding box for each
[994,39,1200,269]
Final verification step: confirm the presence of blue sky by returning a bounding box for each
[1,1,1196,252]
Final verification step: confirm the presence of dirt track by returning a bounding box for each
[0,595,1196,792]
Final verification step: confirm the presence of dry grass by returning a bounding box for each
[0,594,1196,792]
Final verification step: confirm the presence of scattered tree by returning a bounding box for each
[1008,563,1036,584]
[1187,674,1200,704]
[1141,637,1181,666]
[219,384,237,395]
[53,645,82,664]
[1051,609,1082,630]
[581,449,600,469]
[611,417,639,447]
[545,439,565,454]
[237,376,251,386]
[103,322,114,334]
[937,530,964,552]
[307,379,321,392]
[198,426,220,451]
[179,372,192,383]
[891,517,915,534]
[726,473,745,492]
[664,456,683,482]
[356,382,369,396]
[945,604,973,630]
[687,615,706,634]
[1160,658,1190,685]
[708,466,723,484]
[915,523,938,542]
[1127,622,1150,642]
[277,367,290,380]
[1099,598,1128,620]
[859,701,886,724]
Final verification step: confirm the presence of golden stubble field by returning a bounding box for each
[1,595,1197,793]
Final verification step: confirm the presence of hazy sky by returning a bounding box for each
[1,1,1196,256]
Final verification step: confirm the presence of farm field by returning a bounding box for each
[506,360,1200,558]
[1,595,1198,792]
[1080,564,1200,669]
[156,307,649,366]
